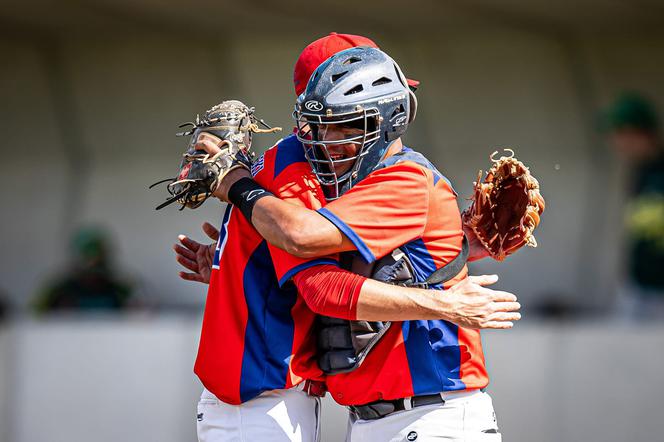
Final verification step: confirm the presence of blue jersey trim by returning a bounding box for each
[212,205,233,268]
[402,320,466,394]
[263,274,298,390]
[278,258,340,287]
[317,207,375,263]
[382,146,456,194]
[274,135,307,179]
[401,238,440,286]
[432,320,466,391]
[402,320,446,394]
[432,171,441,186]
[239,241,295,402]
[400,237,466,393]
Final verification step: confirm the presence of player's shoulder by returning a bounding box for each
[252,133,308,183]
[378,147,433,172]
[370,147,434,181]
[375,147,456,194]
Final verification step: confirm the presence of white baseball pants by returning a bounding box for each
[197,387,321,442]
[346,390,501,442]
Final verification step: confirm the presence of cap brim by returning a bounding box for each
[407,78,420,91]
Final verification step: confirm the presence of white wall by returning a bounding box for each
[6,317,202,442]
[0,324,10,442]
[1,319,663,442]
[484,323,664,442]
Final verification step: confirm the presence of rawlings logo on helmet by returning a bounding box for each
[304,100,324,112]
[378,94,406,105]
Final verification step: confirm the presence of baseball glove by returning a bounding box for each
[150,100,280,210]
[461,149,545,261]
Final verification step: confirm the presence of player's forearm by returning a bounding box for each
[251,196,352,258]
[219,171,337,256]
[293,264,453,322]
[358,276,522,329]
[354,279,452,322]
[221,173,354,258]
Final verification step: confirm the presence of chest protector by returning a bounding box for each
[316,149,469,375]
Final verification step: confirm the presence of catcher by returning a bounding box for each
[176,45,544,442]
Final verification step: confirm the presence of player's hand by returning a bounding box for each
[464,226,490,262]
[443,275,521,329]
[174,222,219,284]
[194,133,252,202]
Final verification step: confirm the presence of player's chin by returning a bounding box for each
[333,165,353,176]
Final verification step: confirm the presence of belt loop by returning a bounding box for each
[403,397,413,411]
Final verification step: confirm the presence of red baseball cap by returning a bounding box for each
[293,32,419,96]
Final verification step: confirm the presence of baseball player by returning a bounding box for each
[177,34,519,442]
[197,45,512,440]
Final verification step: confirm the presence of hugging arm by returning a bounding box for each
[173,225,520,329]
[291,264,520,329]
[197,136,489,261]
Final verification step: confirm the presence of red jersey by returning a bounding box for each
[317,148,489,406]
[194,134,336,404]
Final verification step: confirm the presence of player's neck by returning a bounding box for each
[383,138,404,159]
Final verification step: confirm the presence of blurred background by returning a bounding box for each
[1,1,664,441]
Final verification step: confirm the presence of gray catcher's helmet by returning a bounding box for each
[294,46,416,200]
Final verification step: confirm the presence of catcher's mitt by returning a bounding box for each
[461,149,545,261]
[150,100,281,210]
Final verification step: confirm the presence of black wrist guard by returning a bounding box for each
[227,177,273,223]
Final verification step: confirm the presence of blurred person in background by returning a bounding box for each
[605,93,664,319]
[33,226,133,313]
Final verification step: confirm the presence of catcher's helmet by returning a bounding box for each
[294,47,417,199]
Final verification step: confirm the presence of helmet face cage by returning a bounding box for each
[294,106,380,199]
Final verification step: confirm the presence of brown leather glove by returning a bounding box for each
[462,149,545,261]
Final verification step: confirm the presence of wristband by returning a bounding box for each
[227,177,273,223]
